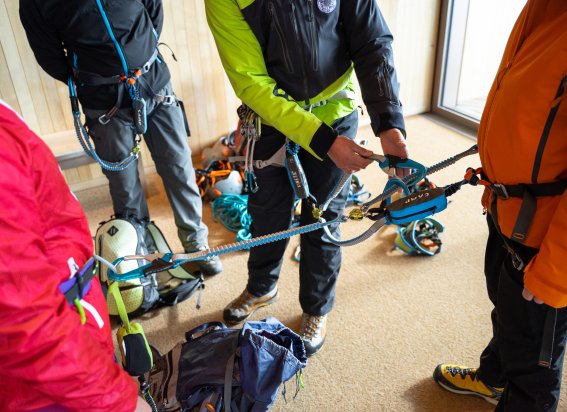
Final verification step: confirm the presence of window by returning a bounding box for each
[433,0,526,130]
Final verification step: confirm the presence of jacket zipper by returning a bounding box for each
[477,62,510,156]
[268,2,295,74]
[290,1,310,101]
[532,75,566,183]
[307,0,318,72]
[376,56,393,101]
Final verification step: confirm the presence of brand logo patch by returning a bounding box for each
[317,0,336,13]
[107,225,119,236]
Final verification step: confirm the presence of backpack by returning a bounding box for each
[144,317,307,412]
[95,217,204,318]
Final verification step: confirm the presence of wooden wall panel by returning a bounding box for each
[0,0,439,188]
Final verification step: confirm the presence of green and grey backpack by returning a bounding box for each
[95,217,203,318]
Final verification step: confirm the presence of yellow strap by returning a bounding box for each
[108,282,131,330]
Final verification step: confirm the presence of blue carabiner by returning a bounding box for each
[107,253,176,282]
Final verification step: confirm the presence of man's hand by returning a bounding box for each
[522,287,544,304]
[327,135,374,174]
[379,128,410,178]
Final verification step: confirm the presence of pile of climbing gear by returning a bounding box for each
[392,177,445,256]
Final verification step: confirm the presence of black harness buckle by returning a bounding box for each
[491,183,510,200]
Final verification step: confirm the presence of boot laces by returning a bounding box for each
[302,315,324,340]
[447,366,478,381]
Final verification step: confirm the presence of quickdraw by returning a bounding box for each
[106,144,479,281]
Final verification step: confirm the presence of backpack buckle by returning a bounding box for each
[491,183,509,200]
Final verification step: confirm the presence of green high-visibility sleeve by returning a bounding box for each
[205,0,341,160]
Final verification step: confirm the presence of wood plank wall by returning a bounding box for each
[0,0,440,188]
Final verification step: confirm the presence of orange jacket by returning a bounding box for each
[478,0,567,307]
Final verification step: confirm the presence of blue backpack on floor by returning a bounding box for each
[144,317,307,412]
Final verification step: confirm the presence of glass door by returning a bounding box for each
[432,0,526,130]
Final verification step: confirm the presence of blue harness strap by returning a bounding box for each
[58,258,97,306]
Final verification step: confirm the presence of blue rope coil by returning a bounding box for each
[211,194,252,242]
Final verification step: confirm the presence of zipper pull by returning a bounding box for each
[307,0,313,21]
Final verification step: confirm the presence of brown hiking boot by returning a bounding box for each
[223,287,278,325]
[300,313,327,356]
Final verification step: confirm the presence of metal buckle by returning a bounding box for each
[98,114,111,125]
[511,252,525,271]
[491,183,509,200]
[156,95,175,105]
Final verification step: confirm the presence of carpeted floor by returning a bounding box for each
[77,115,567,412]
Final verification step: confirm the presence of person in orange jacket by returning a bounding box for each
[0,100,150,411]
[433,1,567,410]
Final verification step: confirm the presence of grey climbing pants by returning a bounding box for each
[83,81,208,251]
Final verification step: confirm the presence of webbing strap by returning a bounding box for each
[512,188,536,242]
[60,258,96,304]
[538,308,557,368]
[490,179,567,243]
[108,282,131,330]
[301,89,356,111]
[73,48,159,86]
[223,352,236,412]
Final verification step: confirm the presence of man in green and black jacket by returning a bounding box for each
[206,0,409,356]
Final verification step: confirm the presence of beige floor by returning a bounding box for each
[77,115,567,412]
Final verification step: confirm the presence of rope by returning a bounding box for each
[211,194,252,242]
[68,78,140,171]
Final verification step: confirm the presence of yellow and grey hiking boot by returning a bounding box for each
[433,364,504,405]
[300,313,327,357]
[223,287,278,325]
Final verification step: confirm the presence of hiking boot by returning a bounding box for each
[433,364,504,405]
[223,287,278,325]
[185,246,223,276]
[300,313,327,357]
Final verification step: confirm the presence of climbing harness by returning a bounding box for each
[66,0,174,171]
[393,217,445,256]
[105,145,478,281]
[464,166,567,270]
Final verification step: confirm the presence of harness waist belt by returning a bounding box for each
[59,258,97,305]
[73,48,159,86]
[491,179,567,200]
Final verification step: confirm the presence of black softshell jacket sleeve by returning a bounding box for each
[341,0,405,136]
[19,0,69,84]
[142,0,164,35]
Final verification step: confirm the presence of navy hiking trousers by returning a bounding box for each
[246,110,358,316]
[478,215,567,411]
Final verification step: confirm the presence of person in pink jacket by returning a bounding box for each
[0,100,149,411]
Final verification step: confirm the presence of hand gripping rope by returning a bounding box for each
[105,144,479,281]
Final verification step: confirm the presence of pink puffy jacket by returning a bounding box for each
[0,102,138,411]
